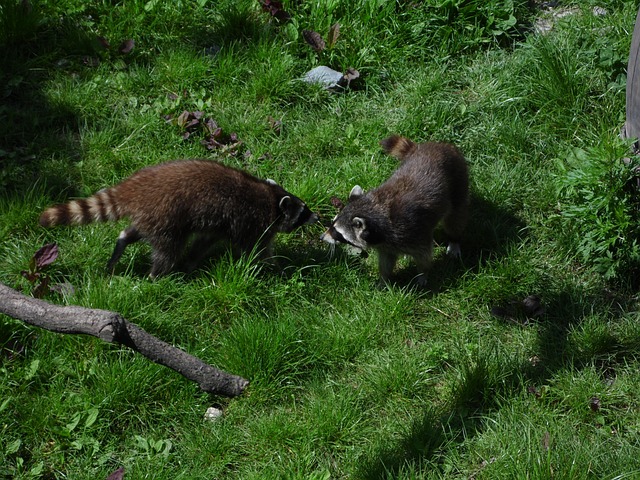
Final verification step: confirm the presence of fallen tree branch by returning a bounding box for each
[0,283,249,397]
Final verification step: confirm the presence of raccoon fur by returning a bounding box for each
[320,135,469,286]
[40,159,318,277]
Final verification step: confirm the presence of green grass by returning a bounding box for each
[2,0,640,478]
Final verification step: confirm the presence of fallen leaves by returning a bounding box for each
[302,23,341,52]
[330,196,345,211]
[164,111,242,155]
[302,30,326,52]
[105,467,125,480]
[118,39,135,54]
[490,294,545,324]
[259,0,291,22]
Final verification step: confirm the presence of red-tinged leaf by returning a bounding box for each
[21,270,38,283]
[302,30,326,52]
[34,243,58,269]
[163,114,173,123]
[119,39,135,54]
[203,118,218,135]
[192,111,204,120]
[327,23,340,48]
[260,0,290,21]
[182,131,191,140]
[32,277,50,299]
[273,8,291,22]
[229,132,238,142]
[201,136,222,150]
[211,127,223,138]
[106,467,125,480]
[97,36,110,49]
[330,196,345,210]
[176,111,190,128]
[185,118,200,130]
[589,396,601,412]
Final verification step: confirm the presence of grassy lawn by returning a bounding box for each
[2,0,640,478]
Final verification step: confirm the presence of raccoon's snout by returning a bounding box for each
[307,212,320,225]
[320,225,347,245]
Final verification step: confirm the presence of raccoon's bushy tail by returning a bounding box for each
[39,188,122,227]
[380,135,415,161]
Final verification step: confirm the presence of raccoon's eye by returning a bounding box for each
[352,217,364,229]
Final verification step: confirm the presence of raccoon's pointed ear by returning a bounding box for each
[349,185,364,201]
[266,178,278,186]
[279,196,292,211]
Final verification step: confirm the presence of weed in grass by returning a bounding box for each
[555,140,640,284]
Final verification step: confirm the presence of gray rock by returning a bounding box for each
[303,66,346,89]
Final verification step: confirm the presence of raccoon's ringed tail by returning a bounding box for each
[40,189,120,227]
[380,135,415,160]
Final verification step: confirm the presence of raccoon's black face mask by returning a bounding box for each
[322,214,384,250]
[320,185,380,250]
[277,195,318,233]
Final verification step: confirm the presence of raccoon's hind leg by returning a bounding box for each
[148,234,186,278]
[107,226,142,272]
[412,245,434,288]
[182,233,221,273]
[442,206,468,258]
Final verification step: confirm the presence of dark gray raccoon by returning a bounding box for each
[40,159,318,277]
[321,135,469,286]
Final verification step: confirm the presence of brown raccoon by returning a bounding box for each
[40,159,318,277]
[321,135,469,286]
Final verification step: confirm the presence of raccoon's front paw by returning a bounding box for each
[413,273,428,288]
[446,242,461,258]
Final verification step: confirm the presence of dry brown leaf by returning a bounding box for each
[327,23,340,48]
[302,30,326,52]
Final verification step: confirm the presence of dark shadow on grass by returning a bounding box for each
[0,2,270,200]
[355,351,529,479]
[356,281,640,478]
[0,5,107,199]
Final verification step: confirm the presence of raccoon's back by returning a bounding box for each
[40,160,272,232]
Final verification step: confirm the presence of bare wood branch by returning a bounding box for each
[0,283,249,397]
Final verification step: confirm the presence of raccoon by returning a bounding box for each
[40,159,318,277]
[320,135,469,287]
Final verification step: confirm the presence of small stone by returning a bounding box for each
[302,66,346,89]
[204,407,224,422]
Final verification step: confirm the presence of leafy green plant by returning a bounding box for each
[407,0,531,54]
[555,145,640,282]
